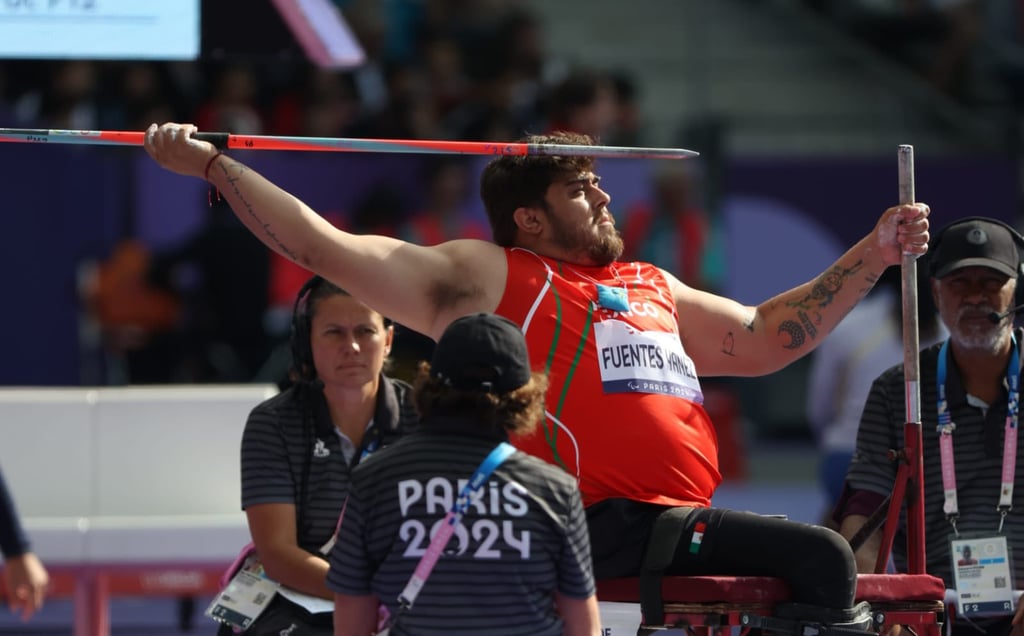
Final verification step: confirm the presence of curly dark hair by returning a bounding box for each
[479,131,596,247]
[412,361,548,436]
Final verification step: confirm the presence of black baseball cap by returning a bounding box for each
[431,313,532,393]
[930,218,1020,279]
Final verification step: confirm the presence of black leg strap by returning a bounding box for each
[637,507,695,625]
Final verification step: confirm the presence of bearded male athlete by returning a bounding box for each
[146,123,929,626]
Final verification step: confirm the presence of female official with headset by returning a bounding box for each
[213,276,418,635]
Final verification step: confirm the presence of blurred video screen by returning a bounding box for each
[0,0,201,61]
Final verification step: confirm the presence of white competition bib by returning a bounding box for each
[594,319,703,403]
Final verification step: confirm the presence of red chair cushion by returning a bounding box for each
[855,573,946,602]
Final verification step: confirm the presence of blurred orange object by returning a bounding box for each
[85,240,181,340]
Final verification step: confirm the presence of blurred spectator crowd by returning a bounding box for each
[0,0,724,388]
[0,0,643,147]
[804,0,1024,109]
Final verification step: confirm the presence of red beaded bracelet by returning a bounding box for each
[204,151,225,182]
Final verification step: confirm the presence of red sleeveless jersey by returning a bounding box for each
[495,248,720,508]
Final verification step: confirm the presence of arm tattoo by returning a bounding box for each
[729,310,756,353]
[741,307,757,333]
[721,331,736,356]
[786,261,865,310]
[778,321,806,349]
[778,310,821,350]
[743,308,757,333]
[778,261,865,350]
[222,165,300,262]
[798,310,818,339]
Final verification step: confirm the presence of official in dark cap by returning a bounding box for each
[837,217,1024,636]
[327,313,601,636]
[928,217,1021,281]
[426,312,539,429]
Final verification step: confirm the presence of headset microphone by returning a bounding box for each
[988,304,1024,323]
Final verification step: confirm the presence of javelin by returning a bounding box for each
[0,128,698,160]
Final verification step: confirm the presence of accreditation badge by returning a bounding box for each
[205,552,279,630]
[949,534,1015,617]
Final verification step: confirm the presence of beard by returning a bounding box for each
[951,305,1012,353]
[547,208,624,266]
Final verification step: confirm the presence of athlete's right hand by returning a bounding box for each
[144,122,219,180]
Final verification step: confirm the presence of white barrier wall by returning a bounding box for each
[0,384,278,564]
[0,384,656,635]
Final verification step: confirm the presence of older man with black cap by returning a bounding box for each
[836,217,1024,636]
[326,313,601,636]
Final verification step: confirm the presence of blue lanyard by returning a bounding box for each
[936,335,1019,529]
[396,442,517,611]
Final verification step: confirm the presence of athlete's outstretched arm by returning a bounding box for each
[672,203,929,377]
[144,123,505,339]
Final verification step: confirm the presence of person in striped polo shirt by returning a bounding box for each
[222,276,418,635]
[837,217,1024,636]
[327,313,599,635]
